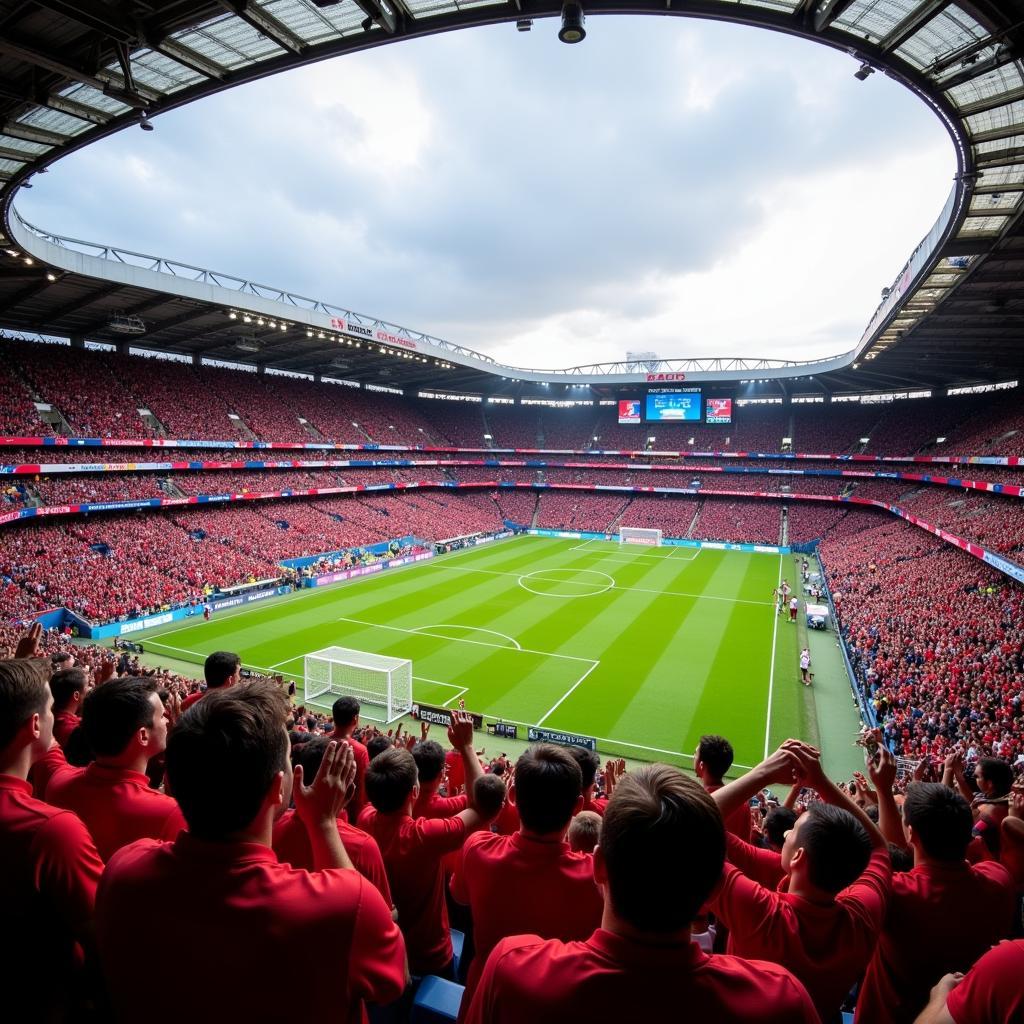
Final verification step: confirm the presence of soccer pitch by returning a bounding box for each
[135,536,808,770]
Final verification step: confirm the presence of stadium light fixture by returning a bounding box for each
[516,18,532,31]
[854,62,874,81]
[558,2,585,43]
[229,312,237,320]
[23,257,33,265]
[46,272,57,281]
[139,111,154,132]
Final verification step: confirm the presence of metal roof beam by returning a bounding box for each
[151,38,228,80]
[0,121,67,146]
[135,306,215,334]
[38,281,125,323]
[0,79,111,127]
[878,0,949,55]
[0,274,61,313]
[0,38,149,108]
[812,0,856,33]
[0,145,32,162]
[216,1,307,54]
[955,85,1024,118]
[75,293,177,334]
[33,0,138,42]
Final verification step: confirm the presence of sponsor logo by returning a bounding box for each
[645,372,687,382]
[411,703,483,729]
[527,726,597,751]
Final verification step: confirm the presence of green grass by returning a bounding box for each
[133,536,810,771]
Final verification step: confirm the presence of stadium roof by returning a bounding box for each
[0,0,1022,399]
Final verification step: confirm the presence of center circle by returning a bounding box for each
[517,568,615,598]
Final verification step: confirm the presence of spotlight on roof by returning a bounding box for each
[516,18,533,31]
[139,111,154,132]
[854,62,874,81]
[558,2,585,43]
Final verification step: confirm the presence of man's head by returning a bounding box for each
[566,745,600,795]
[0,659,52,762]
[568,810,602,854]
[51,651,75,673]
[596,764,725,935]
[902,782,973,862]
[515,744,583,836]
[81,676,168,762]
[50,667,90,714]
[411,740,446,794]
[781,804,872,895]
[977,757,1013,798]
[167,678,291,840]
[763,806,798,851]
[366,747,418,813]
[694,735,734,785]
[203,651,241,691]
[367,734,391,761]
[331,696,360,735]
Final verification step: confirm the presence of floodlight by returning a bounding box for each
[516,18,533,31]
[139,111,154,131]
[854,62,874,81]
[558,2,585,43]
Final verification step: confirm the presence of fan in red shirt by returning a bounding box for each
[696,733,753,842]
[708,740,892,1021]
[0,657,105,1021]
[412,731,469,820]
[566,746,610,817]
[46,675,186,859]
[462,763,818,1024]
[50,665,90,748]
[330,695,372,821]
[96,679,406,1024]
[179,649,241,713]
[359,711,502,976]
[451,743,603,1011]
[273,735,393,906]
[856,782,1016,1024]
[913,939,1024,1024]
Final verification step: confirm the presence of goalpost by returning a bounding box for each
[303,646,413,724]
[618,527,663,547]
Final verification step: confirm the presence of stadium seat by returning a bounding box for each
[450,928,466,981]
[410,976,465,1023]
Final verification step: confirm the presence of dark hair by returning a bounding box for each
[697,735,734,780]
[332,696,360,729]
[473,773,506,819]
[367,734,391,761]
[567,745,600,790]
[412,740,446,785]
[81,676,159,758]
[902,782,974,862]
[795,804,872,894]
[366,748,418,813]
[978,757,1013,797]
[49,667,88,710]
[203,651,241,689]
[602,765,725,933]
[0,659,50,751]
[291,735,329,778]
[167,679,290,839]
[888,842,914,873]
[763,806,798,849]
[51,652,74,667]
[516,744,583,835]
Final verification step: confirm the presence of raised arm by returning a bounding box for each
[709,742,807,822]
[293,741,357,871]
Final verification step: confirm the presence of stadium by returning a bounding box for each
[0,1,1023,1021]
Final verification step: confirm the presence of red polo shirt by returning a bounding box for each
[179,689,205,713]
[710,845,891,1021]
[45,761,186,860]
[412,791,468,819]
[462,929,819,1024]
[946,940,1024,1023]
[53,710,80,749]
[580,794,608,817]
[359,806,467,974]
[273,808,392,905]
[0,774,104,1015]
[706,784,754,843]
[96,833,406,1023]
[855,860,1015,1024]
[29,741,82,799]
[445,749,465,794]
[450,830,603,1007]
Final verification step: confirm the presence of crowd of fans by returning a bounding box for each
[2,635,1021,1022]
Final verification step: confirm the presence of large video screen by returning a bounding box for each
[645,388,702,423]
[706,397,733,425]
[618,398,642,425]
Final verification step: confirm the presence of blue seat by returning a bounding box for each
[842,1014,855,1024]
[410,976,465,1023]
[450,928,466,980]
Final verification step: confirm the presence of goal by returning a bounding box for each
[303,646,412,724]
[618,527,662,547]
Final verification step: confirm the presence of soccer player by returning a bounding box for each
[330,695,370,819]
[708,740,891,1021]
[799,648,811,685]
[0,657,105,1020]
[695,734,752,841]
[360,710,501,977]
[789,595,799,623]
[45,676,186,859]
[96,679,406,1022]
[180,649,241,712]
[462,764,818,1024]
[855,782,1016,1023]
[202,603,211,622]
[450,743,603,1008]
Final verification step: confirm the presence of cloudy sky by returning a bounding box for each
[22,16,955,371]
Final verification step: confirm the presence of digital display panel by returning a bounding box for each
[706,397,733,425]
[645,389,702,423]
[618,399,642,425]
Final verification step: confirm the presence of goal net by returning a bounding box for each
[304,646,412,724]
[618,527,662,547]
